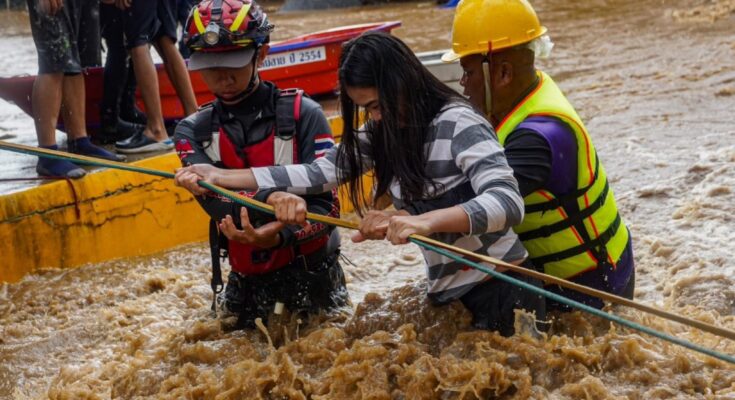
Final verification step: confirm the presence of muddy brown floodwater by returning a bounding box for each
[1,0,735,398]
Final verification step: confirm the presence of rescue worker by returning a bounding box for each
[173,0,349,328]
[442,0,635,309]
[99,0,146,143]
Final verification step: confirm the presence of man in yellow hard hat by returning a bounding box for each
[443,0,635,309]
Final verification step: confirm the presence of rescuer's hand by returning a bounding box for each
[352,209,411,243]
[174,164,223,195]
[351,210,392,243]
[219,208,284,248]
[267,191,310,228]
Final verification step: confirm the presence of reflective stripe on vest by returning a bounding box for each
[496,71,629,280]
[273,136,294,165]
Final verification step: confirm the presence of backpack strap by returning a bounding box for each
[192,102,228,164]
[193,101,217,142]
[274,88,303,165]
[208,218,228,313]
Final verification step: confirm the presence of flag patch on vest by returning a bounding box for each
[314,134,335,158]
[175,139,194,159]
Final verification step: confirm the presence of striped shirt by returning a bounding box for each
[252,103,528,303]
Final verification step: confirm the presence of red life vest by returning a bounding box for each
[200,89,330,276]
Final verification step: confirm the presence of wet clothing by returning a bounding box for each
[459,261,545,336]
[122,0,178,49]
[504,128,553,196]
[27,0,101,74]
[221,250,349,328]
[497,71,635,309]
[175,82,340,252]
[174,81,348,325]
[250,102,546,335]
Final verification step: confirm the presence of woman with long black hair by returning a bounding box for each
[175,31,545,336]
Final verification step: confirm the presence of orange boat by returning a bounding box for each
[0,21,400,135]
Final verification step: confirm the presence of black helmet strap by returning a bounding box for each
[211,0,224,21]
[214,45,261,104]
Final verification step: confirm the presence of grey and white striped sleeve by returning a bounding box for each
[251,131,374,195]
[251,145,340,195]
[450,109,524,235]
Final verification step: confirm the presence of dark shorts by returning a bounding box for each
[122,0,178,49]
[459,263,547,337]
[27,0,101,74]
[100,2,124,48]
[221,251,350,329]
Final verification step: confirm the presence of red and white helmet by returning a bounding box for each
[184,0,274,70]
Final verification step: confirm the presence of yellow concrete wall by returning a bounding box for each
[0,153,209,283]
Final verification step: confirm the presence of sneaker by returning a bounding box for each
[36,157,86,179]
[115,132,174,154]
[69,137,127,162]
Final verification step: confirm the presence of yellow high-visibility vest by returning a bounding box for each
[496,71,629,279]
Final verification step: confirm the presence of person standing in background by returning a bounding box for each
[98,0,146,143]
[27,0,125,178]
[176,0,196,59]
[113,0,198,153]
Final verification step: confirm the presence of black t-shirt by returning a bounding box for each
[504,128,553,198]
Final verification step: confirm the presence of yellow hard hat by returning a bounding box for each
[442,0,547,62]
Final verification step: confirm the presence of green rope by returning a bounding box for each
[411,238,735,365]
[2,142,734,365]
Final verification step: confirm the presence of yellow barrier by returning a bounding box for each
[0,153,209,283]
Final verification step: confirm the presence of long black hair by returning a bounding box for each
[336,31,467,215]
